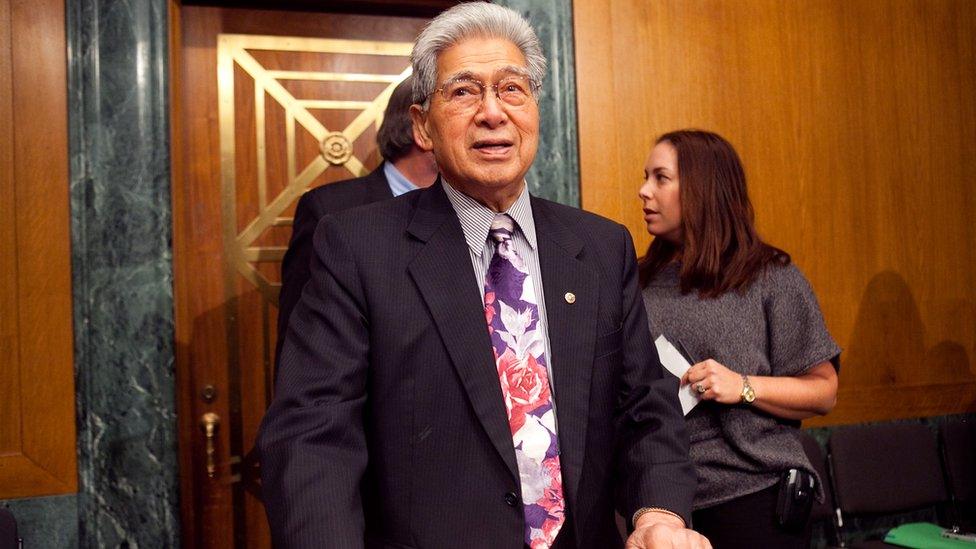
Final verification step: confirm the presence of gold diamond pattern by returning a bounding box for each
[218,34,413,304]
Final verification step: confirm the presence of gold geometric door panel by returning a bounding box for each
[176,8,430,546]
[218,34,413,304]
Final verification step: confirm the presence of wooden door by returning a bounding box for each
[171,5,431,547]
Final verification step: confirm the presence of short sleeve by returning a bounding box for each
[763,264,841,377]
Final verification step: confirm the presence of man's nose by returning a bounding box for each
[474,89,508,127]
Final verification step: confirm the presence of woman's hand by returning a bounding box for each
[681,359,743,405]
[681,360,838,419]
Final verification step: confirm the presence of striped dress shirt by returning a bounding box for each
[442,181,560,423]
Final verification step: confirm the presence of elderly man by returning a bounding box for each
[258,3,707,548]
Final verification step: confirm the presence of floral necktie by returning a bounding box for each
[483,213,565,549]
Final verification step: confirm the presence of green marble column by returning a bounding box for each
[497,0,581,207]
[68,0,180,547]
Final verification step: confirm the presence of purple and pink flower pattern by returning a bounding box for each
[484,214,564,549]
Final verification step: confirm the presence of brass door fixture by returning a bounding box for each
[200,412,221,479]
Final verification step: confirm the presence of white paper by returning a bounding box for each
[654,334,700,416]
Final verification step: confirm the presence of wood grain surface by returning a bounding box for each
[574,0,976,426]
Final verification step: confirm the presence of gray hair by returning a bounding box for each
[411,2,547,110]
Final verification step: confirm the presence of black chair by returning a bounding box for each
[827,423,948,548]
[796,429,841,546]
[0,508,19,549]
[940,418,976,532]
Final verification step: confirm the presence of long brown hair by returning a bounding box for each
[638,130,789,297]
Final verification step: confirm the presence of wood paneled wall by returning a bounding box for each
[0,0,76,497]
[574,0,976,426]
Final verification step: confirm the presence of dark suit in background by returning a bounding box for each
[275,74,437,370]
[275,167,392,363]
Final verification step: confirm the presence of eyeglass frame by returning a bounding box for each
[423,67,542,109]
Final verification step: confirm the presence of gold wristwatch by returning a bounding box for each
[740,375,756,404]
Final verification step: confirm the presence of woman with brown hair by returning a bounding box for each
[638,129,840,548]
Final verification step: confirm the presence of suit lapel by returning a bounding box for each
[532,198,599,510]
[406,183,519,482]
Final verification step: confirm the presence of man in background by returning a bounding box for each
[275,75,438,368]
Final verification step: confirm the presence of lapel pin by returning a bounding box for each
[564,292,576,304]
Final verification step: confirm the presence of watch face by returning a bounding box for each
[743,389,756,403]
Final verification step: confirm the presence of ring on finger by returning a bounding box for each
[695,382,706,394]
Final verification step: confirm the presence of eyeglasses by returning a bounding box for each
[430,74,539,111]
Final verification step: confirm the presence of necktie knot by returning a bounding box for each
[489,213,515,245]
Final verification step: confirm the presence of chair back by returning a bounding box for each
[0,508,19,549]
[940,418,976,504]
[828,423,947,515]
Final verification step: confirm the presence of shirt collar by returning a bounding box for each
[442,179,537,257]
[383,160,418,197]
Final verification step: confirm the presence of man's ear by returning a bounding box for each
[410,104,434,152]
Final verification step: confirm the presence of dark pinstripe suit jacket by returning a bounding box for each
[275,166,394,370]
[259,181,695,549]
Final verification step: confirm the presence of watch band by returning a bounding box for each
[740,374,756,403]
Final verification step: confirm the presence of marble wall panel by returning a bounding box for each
[497,0,581,207]
[0,495,78,548]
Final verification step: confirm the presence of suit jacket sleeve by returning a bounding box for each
[275,191,323,367]
[259,215,370,548]
[612,223,696,525]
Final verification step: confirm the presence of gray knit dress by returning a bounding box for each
[641,261,841,510]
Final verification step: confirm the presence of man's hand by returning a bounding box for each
[625,510,711,549]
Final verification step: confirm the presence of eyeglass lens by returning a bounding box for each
[439,76,534,108]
